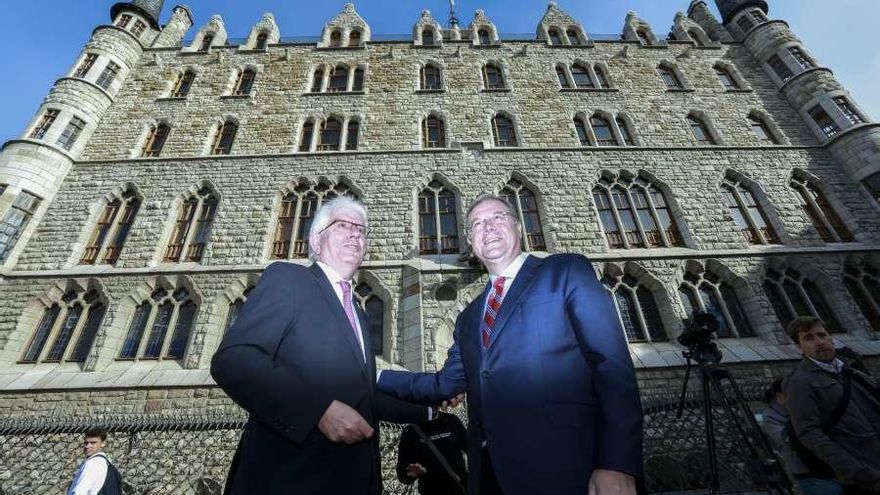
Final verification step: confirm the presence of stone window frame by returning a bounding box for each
[116,278,202,364]
[329,29,343,48]
[115,13,132,29]
[473,24,498,46]
[615,114,639,146]
[763,265,844,334]
[685,110,722,146]
[72,53,99,79]
[207,117,239,155]
[634,25,659,46]
[589,111,618,146]
[352,278,386,356]
[481,61,510,91]
[555,64,573,89]
[421,111,448,149]
[593,63,613,89]
[169,69,197,98]
[349,28,363,47]
[418,61,445,91]
[296,114,361,153]
[685,28,711,47]
[229,66,258,97]
[27,108,60,140]
[254,31,270,51]
[307,63,366,94]
[547,27,563,46]
[489,111,521,148]
[801,90,868,141]
[162,184,220,264]
[764,42,816,86]
[788,169,856,244]
[0,189,42,263]
[600,263,670,343]
[17,280,108,366]
[732,8,767,37]
[269,178,358,260]
[657,61,690,91]
[746,110,786,145]
[78,186,142,266]
[677,262,756,339]
[205,275,260,364]
[223,284,254,335]
[416,176,462,257]
[497,176,549,252]
[420,27,439,47]
[565,25,587,46]
[719,170,783,246]
[56,115,87,152]
[131,19,147,38]
[197,32,216,52]
[712,62,748,91]
[95,60,121,91]
[591,169,687,250]
[842,261,880,333]
[572,111,638,148]
[139,120,172,157]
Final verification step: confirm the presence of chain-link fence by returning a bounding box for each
[0,380,777,495]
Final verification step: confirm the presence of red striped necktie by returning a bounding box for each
[481,276,507,349]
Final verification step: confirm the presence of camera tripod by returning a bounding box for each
[675,343,794,495]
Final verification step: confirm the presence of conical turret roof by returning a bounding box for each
[111,0,164,30]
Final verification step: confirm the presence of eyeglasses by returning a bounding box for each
[319,219,369,237]
[466,211,514,235]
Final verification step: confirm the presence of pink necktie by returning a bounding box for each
[339,281,365,359]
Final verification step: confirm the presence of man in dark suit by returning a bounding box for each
[211,196,428,495]
[378,194,643,495]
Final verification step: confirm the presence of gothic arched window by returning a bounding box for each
[571,64,594,89]
[272,182,352,259]
[843,264,880,332]
[172,71,196,98]
[421,64,442,90]
[233,69,256,96]
[749,115,779,144]
[164,187,218,262]
[721,177,779,244]
[688,115,716,144]
[491,114,517,147]
[354,282,384,355]
[499,180,546,251]
[422,115,446,148]
[224,286,254,334]
[591,114,617,146]
[603,273,667,343]
[679,270,754,338]
[659,65,683,90]
[210,120,237,155]
[482,63,506,90]
[418,180,459,255]
[789,175,853,243]
[81,189,140,265]
[318,117,342,151]
[142,123,171,157]
[119,286,198,360]
[764,268,842,333]
[593,175,683,249]
[329,65,349,92]
[21,290,106,364]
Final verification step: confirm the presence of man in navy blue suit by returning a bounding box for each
[211,196,428,495]
[379,194,643,495]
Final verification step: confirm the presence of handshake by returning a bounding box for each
[319,393,466,444]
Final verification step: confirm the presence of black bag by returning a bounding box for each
[785,371,852,479]
[94,453,123,495]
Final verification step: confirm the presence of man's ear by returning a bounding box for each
[308,234,320,258]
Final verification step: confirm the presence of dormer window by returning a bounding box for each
[350,30,362,46]
[478,29,491,45]
[422,29,435,46]
[255,32,269,50]
[548,29,562,45]
[199,34,214,52]
[330,30,342,47]
[566,29,582,45]
[636,29,651,45]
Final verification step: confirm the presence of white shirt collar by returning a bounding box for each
[488,253,529,285]
[316,261,352,286]
[808,356,844,374]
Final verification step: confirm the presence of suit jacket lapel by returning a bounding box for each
[487,256,542,348]
[308,264,368,377]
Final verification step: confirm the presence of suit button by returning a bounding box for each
[481,370,489,378]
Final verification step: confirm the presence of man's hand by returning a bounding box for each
[589,469,636,495]
[317,400,374,444]
[405,463,428,479]
[439,393,466,411]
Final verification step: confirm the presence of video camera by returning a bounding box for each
[678,311,723,364]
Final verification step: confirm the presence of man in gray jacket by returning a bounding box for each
[784,316,880,495]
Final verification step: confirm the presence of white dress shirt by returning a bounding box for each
[67,453,108,495]
[808,356,845,374]
[484,253,530,309]
[316,261,366,360]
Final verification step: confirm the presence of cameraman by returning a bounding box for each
[784,317,880,495]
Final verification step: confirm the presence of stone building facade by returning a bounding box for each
[1,0,880,491]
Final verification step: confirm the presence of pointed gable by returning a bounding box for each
[536,1,589,46]
[320,3,371,48]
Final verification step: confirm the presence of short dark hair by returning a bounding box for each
[762,377,784,404]
[84,428,107,441]
[785,316,825,344]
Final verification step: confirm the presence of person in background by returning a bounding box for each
[67,428,123,495]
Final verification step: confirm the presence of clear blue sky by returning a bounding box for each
[0,0,877,145]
